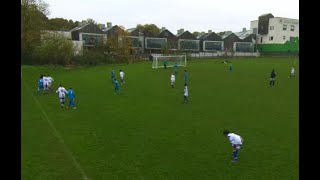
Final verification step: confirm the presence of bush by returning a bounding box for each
[32,34,73,66]
[72,50,116,66]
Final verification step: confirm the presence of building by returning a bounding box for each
[198,30,223,52]
[70,23,106,48]
[176,30,200,51]
[250,13,299,44]
[157,28,178,50]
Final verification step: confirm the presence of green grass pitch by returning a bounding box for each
[22,57,299,179]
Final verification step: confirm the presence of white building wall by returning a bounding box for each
[250,17,299,44]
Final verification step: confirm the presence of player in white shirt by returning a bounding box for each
[43,75,49,93]
[183,83,188,103]
[170,74,175,88]
[56,85,67,108]
[47,75,54,90]
[289,67,295,78]
[119,70,125,85]
[223,130,244,163]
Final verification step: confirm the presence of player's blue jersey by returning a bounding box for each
[174,64,178,69]
[111,70,115,78]
[184,72,188,80]
[67,89,75,99]
[38,79,43,88]
[114,80,119,88]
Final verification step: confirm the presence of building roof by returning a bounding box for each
[221,31,233,39]
[234,30,253,40]
[70,23,90,32]
[126,28,137,33]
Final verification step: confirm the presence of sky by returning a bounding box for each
[45,0,299,34]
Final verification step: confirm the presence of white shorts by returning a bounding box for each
[270,78,275,81]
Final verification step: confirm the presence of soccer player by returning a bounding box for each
[163,60,168,69]
[270,69,277,87]
[171,74,175,88]
[56,85,67,108]
[223,130,244,163]
[36,75,44,95]
[174,63,178,75]
[229,63,233,73]
[289,67,295,78]
[114,78,120,94]
[119,70,125,85]
[184,70,188,83]
[67,87,76,109]
[111,69,115,83]
[47,75,54,91]
[43,75,48,94]
[183,83,188,103]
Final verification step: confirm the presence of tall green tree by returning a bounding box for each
[136,24,160,35]
[21,0,50,57]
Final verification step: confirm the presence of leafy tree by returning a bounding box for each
[33,32,74,65]
[136,24,160,35]
[21,0,50,57]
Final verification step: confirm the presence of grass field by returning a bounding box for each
[22,57,299,180]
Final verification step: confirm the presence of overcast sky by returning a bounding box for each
[45,0,299,33]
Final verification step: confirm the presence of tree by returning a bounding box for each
[106,30,131,63]
[21,0,51,60]
[33,32,74,65]
[192,31,199,37]
[136,24,160,35]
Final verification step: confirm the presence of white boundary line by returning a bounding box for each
[22,80,89,180]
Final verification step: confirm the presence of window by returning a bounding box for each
[283,36,286,40]
[269,36,273,41]
[283,24,287,31]
[253,28,257,34]
[270,26,274,30]
[260,37,263,43]
[290,25,295,31]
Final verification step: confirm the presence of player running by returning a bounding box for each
[171,74,175,88]
[67,87,76,109]
[183,83,188,103]
[111,69,115,83]
[184,70,188,83]
[114,78,120,94]
[56,85,67,108]
[36,75,44,95]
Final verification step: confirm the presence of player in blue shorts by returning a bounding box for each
[114,78,120,94]
[67,87,76,109]
[174,63,178,75]
[36,75,44,95]
[111,69,115,83]
[229,63,233,73]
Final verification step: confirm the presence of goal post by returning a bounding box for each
[152,55,187,69]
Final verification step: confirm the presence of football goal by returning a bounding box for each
[152,55,187,69]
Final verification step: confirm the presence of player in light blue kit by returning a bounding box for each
[114,78,120,94]
[229,63,233,73]
[111,69,115,83]
[67,87,76,109]
[174,63,178,75]
[36,75,44,95]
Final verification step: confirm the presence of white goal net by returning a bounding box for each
[152,55,187,69]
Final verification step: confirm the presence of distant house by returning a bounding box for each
[70,23,106,48]
[103,24,125,39]
[222,33,242,51]
[176,30,200,51]
[198,31,223,51]
[157,29,178,50]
